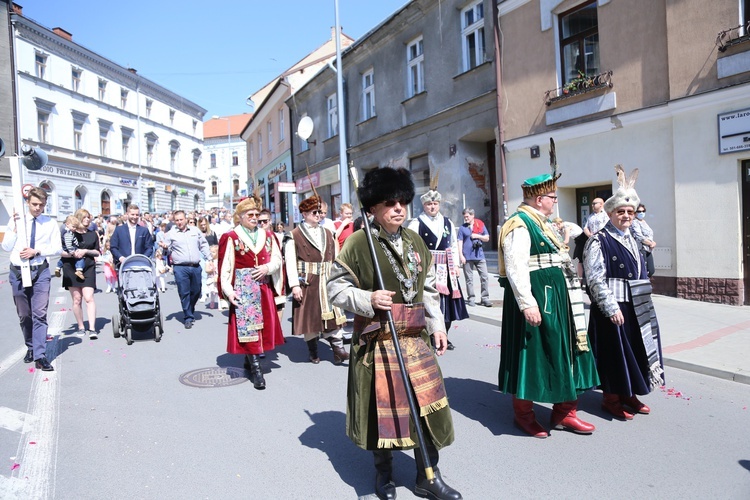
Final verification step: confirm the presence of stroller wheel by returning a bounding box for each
[125,327,133,345]
[154,323,162,342]
[112,314,121,338]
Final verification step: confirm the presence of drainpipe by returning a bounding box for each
[493,1,509,222]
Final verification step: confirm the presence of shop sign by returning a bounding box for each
[277,181,296,193]
[718,107,750,154]
[269,162,288,179]
[38,165,92,180]
[120,178,137,187]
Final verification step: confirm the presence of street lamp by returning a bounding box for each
[212,115,232,210]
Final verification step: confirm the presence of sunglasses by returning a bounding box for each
[310,210,322,216]
[245,213,260,219]
[258,219,270,224]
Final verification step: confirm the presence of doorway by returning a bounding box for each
[575,184,612,228]
[742,160,750,304]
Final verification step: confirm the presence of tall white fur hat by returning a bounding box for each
[604,165,640,213]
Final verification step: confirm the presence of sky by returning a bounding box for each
[23,0,410,119]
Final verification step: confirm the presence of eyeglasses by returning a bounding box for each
[541,195,558,200]
[310,210,322,216]
[636,210,646,213]
[245,213,260,219]
[258,219,270,224]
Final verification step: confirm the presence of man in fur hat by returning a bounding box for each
[406,183,469,350]
[328,167,462,500]
[284,195,349,364]
[583,166,664,420]
[498,173,599,438]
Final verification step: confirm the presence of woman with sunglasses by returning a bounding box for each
[218,196,284,390]
[284,196,348,365]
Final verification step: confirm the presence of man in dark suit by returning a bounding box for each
[110,205,154,266]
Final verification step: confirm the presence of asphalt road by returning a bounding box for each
[1,267,749,499]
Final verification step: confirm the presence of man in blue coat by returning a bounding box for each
[110,205,154,266]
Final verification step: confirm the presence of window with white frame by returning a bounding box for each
[210,153,217,169]
[327,94,338,137]
[120,88,128,109]
[559,1,599,86]
[145,99,153,118]
[98,79,107,101]
[211,181,218,196]
[258,132,263,160]
[72,111,87,152]
[267,121,273,150]
[122,131,132,161]
[35,52,47,79]
[169,141,179,172]
[38,112,49,143]
[169,109,175,126]
[145,133,157,166]
[278,109,285,141]
[99,124,110,157]
[249,141,254,163]
[71,68,82,92]
[192,149,201,172]
[407,36,425,97]
[409,155,430,218]
[192,119,197,134]
[461,0,485,72]
[232,151,239,166]
[362,69,375,120]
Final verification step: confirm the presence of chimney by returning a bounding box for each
[12,3,22,15]
[128,68,138,74]
[53,27,72,41]
[331,26,336,41]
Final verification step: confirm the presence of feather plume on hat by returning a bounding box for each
[603,164,640,213]
[420,169,442,204]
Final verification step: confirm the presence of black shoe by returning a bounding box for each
[446,341,455,351]
[375,471,397,500]
[34,357,54,371]
[24,349,33,363]
[414,469,462,500]
[184,320,194,329]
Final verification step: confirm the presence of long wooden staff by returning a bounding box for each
[349,166,435,482]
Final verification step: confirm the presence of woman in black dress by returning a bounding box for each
[198,216,219,246]
[61,208,101,338]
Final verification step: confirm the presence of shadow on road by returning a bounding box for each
[739,459,750,473]
[443,377,518,436]
[298,409,374,497]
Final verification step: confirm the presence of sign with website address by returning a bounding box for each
[718,107,750,154]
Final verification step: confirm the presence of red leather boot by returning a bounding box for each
[620,394,651,414]
[550,400,595,434]
[602,392,634,420]
[512,396,548,438]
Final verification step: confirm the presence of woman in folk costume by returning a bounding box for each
[406,174,469,350]
[284,195,348,364]
[328,167,462,500]
[583,166,664,419]
[218,196,285,390]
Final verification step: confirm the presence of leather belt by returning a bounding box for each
[173,262,200,267]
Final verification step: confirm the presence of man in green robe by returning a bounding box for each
[328,167,461,500]
[498,173,599,438]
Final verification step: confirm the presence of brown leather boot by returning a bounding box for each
[329,339,349,364]
[620,394,651,414]
[602,392,634,420]
[512,396,547,438]
[550,400,595,434]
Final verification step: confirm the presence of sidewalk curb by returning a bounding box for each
[663,358,750,385]
[467,315,750,386]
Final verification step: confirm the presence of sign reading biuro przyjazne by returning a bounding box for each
[718,107,750,154]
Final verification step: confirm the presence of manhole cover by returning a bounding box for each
[179,367,248,388]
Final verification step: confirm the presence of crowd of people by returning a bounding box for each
[4,165,662,500]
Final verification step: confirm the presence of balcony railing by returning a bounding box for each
[544,70,613,106]
[716,22,750,52]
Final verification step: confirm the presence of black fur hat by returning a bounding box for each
[358,167,415,212]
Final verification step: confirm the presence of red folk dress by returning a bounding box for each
[219,228,284,356]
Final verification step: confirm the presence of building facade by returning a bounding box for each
[496,0,750,305]
[6,7,206,225]
[203,114,252,210]
[288,0,501,237]
[242,29,354,226]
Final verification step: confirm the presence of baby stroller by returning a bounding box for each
[112,254,163,345]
